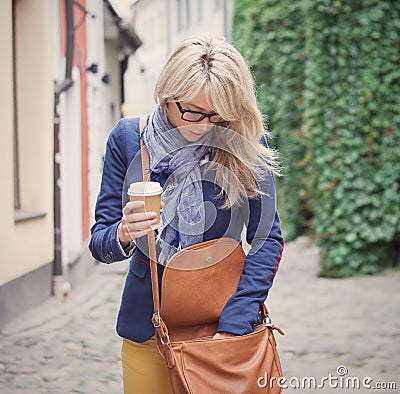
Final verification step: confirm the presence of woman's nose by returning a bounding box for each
[192,119,213,134]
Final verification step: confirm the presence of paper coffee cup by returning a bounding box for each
[127,182,163,230]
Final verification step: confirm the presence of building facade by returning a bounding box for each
[0,0,57,327]
[0,0,140,327]
[124,0,233,116]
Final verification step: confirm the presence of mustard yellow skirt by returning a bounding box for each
[121,336,173,394]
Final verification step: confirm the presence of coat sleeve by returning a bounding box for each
[89,118,140,263]
[217,136,284,335]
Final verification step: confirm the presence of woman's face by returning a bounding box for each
[166,90,221,142]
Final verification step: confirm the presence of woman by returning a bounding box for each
[89,34,284,394]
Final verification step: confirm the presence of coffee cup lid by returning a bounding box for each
[128,181,163,196]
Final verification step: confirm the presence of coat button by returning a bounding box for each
[106,251,114,260]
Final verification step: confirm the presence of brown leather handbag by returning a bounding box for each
[139,117,284,394]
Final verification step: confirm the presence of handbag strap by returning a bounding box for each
[138,116,173,350]
[138,116,160,317]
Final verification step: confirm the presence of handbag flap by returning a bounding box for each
[160,238,246,341]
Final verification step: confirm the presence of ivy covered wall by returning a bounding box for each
[233,1,310,241]
[233,0,400,276]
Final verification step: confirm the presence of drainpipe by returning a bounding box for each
[52,0,74,299]
[120,58,128,108]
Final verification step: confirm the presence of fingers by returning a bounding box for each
[212,332,236,339]
[127,226,154,240]
[122,201,159,240]
[122,200,146,215]
[125,211,157,224]
[124,218,155,240]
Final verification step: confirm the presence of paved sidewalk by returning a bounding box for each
[268,237,400,394]
[0,261,128,394]
[0,238,399,393]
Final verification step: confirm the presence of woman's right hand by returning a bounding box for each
[118,201,159,247]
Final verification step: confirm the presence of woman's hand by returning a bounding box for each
[213,332,237,340]
[118,201,163,247]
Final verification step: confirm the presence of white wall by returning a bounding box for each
[86,1,126,229]
[124,0,167,116]
[168,0,230,49]
[124,0,232,117]
[0,0,55,285]
[60,67,83,266]
[86,0,107,230]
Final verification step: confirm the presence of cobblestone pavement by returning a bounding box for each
[268,237,400,394]
[0,237,399,393]
[0,261,128,394]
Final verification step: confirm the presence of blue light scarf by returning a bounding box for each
[143,105,213,265]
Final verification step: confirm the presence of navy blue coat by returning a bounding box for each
[89,118,284,343]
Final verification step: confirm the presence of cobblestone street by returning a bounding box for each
[1,238,399,393]
[269,238,399,394]
[0,261,127,394]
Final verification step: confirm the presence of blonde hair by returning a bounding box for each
[154,34,280,208]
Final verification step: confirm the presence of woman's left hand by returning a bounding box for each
[213,332,237,339]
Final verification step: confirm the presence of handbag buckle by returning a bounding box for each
[160,332,171,346]
[263,314,272,324]
[153,312,162,328]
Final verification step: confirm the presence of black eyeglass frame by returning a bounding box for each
[175,101,226,124]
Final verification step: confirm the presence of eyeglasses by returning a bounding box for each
[175,101,226,124]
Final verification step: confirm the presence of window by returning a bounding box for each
[12,0,47,222]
